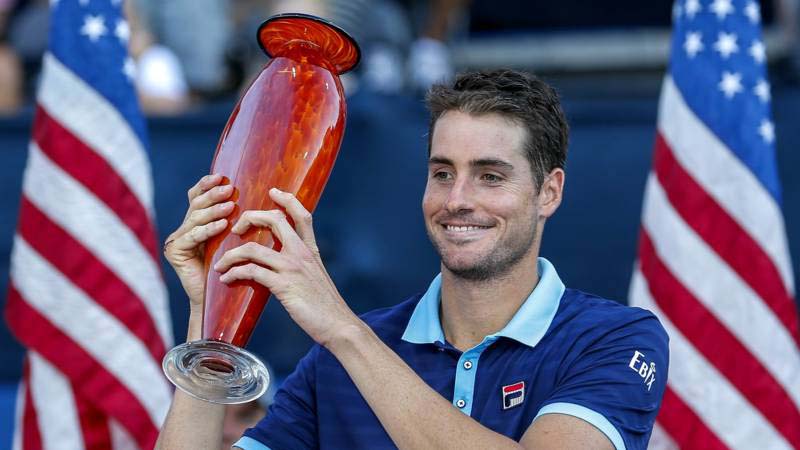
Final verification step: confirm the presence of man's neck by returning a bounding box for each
[439,255,540,352]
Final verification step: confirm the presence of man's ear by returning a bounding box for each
[537,168,565,219]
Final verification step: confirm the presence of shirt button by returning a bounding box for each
[456,399,466,408]
[463,360,473,370]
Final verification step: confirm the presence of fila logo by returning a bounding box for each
[629,350,656,391]
[502,381,525,410]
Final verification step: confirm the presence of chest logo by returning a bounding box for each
[502,381,525,410]
[629,350,657,391]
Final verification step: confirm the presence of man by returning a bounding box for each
[157,69,668,450]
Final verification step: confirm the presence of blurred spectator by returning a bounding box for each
[0,0,23,113]
[130,0,233,98]
[229,0,468,96]
[3,0,48,111]
[124,0,190,114]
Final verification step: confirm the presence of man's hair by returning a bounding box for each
[425,69,569,190]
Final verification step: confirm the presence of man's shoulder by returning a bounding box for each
[356,293,424,336]
[555,288,668,339]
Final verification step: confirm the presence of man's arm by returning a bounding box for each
[155,310,226,450]
[214,188,617,450]
[155,174,235,450]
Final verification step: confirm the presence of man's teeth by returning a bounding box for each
[446,225,489,232]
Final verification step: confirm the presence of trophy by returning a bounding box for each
[162,13,360,404]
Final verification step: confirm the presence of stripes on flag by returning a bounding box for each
[629,2,800,448]
[4,1,172,449]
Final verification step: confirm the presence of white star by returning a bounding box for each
[754,79,771,103]
[710,0,735,20]
[50,0,60,7]
[673,2,683,21]
[759,119,775,143]
[685,0,701,19]
[115,19,130,43]
[719,71,743,98]
[79,0,89,5]
[714,32,739,59]
[80,15,107,42]
[744,1,761,24]
[749,40,766,64]
[684,31,704,58]
[122,57,136,81]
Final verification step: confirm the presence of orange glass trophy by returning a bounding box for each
[162,13,360,404]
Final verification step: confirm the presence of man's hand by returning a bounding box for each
[213,188,361,347]
[163,174,234,307]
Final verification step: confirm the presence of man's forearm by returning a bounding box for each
[326,322,525,450]
[155,308,226,450]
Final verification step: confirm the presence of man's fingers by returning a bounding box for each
[170,219,228,252]
[185,201,235,228]
[214,242,284,273]
[188,184,234,215]
[269,189,315,239]
[231,210,299,248]
[218,262,278,287]
[187,173,223,203]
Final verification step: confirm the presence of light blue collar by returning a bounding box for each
[401,257,565,348]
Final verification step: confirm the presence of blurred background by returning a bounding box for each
[1,0,799,447]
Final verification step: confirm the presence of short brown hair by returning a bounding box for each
[425,69,569,189]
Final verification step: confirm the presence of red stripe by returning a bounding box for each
[74,393,112,450]
[6,285,161,450]
[657,386,728,450]
[21,358,43,450]
[639,230,800,448]
[503,382,524,393]
[654,133,800,345]
[32,106,160,264]
[17,196,166,361]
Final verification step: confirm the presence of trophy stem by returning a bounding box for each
[162,340,270,404]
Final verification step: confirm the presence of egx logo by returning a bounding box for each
[502,381,525,410]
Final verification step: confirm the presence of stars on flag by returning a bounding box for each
[115,19,130,44]
[754,79,770,103]
[684,31,704,58]
[749,40,766,64]
[122,57,136,82]
[719,71,743,99]
[713,32,738,59]
[81,14,107,42]
[744,1,761,24]
[759,119,775,143]
[709,0,734,20]
[685,0,702,19]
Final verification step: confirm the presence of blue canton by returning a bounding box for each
[670,0,780,202]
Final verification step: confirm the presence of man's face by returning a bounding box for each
[423,111,543,281]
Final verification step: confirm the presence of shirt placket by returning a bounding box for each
[451,337,498,416]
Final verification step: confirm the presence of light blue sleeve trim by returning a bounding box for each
[232,436,272,450]
[535,402,626,450]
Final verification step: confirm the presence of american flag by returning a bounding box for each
[629,0,800,448]
[4,1,173,449]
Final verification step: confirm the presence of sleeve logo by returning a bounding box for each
[502,381,525,410]
[629,350,657,391]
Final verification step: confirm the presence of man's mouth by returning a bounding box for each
[443,225,492,232]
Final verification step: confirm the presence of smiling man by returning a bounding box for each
[156,69,669,450]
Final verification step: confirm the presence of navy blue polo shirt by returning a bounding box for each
[235,258,669,450]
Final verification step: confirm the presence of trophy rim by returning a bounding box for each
[256,12,361,75]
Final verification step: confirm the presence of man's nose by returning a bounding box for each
[444,178,474,213]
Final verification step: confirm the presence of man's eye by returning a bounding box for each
[432,171,452,181]
[481,173,502,183]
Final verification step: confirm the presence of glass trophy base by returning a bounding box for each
[162,339,270,404]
